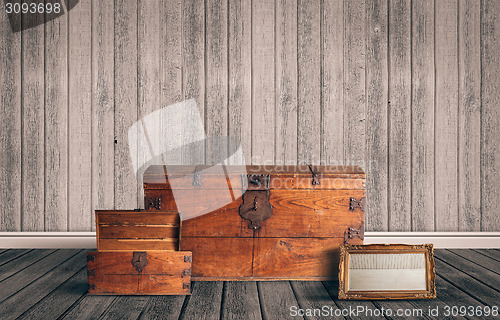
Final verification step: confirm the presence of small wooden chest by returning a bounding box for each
[143,165,366,280]
[87,251,192,295]
[95,210,179,251]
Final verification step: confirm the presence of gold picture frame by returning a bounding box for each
[338,244,436,300]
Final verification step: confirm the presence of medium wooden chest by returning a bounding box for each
[143,165,366,280]
[87,251,192,295]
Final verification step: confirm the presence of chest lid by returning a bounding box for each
[143,165,365,190]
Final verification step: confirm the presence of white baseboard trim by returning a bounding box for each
[0,232,499,249]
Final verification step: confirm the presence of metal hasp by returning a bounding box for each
[239,190,273,230]
[349,197,366,212]
[344,227,364,244]
[131,252,148,273]
[241,174,270,190]
[308,165,320,185]
[145,197,161,210]
[192,165,202,186]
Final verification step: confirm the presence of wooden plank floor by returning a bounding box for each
[0,249,498,320]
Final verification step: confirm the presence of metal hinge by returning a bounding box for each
[183,282,191,290]
[181,268,191,278]
[184,255,192,263]
[192,165,202,186]
[308,165,320,185]
[87,255,96,262]
[145,197,161,210]
[344,227,364,244]
[87,269,95,276]
[349,197,366,212]
[89,284,96,290]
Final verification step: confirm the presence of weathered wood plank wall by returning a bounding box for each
[0,0,498,232]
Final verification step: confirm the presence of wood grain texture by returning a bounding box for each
[22,6,44,231]
[61,295,115,320]
[321,0,344,165]
[180,237,253,278]
[0,7,22,231]
[365,0,388,231]
[481,0,500,231]
[458,0,481,231]
[206,0,228,164]
[0,250,85,319]
[290,281,336,318]
[139,295,186,320]
[275,0,297,165]
[258,282,300,319]
[68,0,92,231]
[344,0,366,166]
[228,0,252,165]
[92,0,115,229]
[297,0,321,165]
[137,0,160,206]
[388,0,411,231]
[251,0,275,164]
[18,268,88,320]
[114,0,138,210]
[222,282,262,320]
[183,0,205,165]
[0,249,54,282]
[411,0,434,231]
[254,237,361,278]
[97,296,149,320]
[180,281,223,320]
[435,0,459,231]
[160,0,183,167]
[45,5,68,231]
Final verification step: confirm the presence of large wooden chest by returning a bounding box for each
[143,165,365,280]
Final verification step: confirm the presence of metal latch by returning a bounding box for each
[344,227,364,244]
[241,174,270,190]
[131,252,148,273]
[184,255,192,263]
[308,165,320,185]
[192,165,202,186]
[349,197,366,212]
[239,190,273,230]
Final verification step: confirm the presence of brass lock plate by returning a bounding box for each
[239,190,273,230]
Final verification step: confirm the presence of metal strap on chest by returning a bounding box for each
[308,165,320,185]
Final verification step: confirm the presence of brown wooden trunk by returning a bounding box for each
[144,165,366,280]
[87,251,192,295]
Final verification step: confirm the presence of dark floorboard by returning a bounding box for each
[0,249,498,320]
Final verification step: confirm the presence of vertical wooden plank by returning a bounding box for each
[45,2,68,231]
[481,0,500,231]
[366,0,388,231]
[297,0,321,165]
[22,5,44,231]
[228,0,252,165]
[275,0,297,165]
[411,0,435,231]
[344,0,366,166]
[68,0,92,231]
[206,0,228,163]
[160,0,183,166]
[138,0,160,204]
[458,0,481,231]
[435,0,458,231]
[252,0,275,165]
[183,0,205,165]
[92,0,115,229]
[388,0,411,231]
[222,282,261,320]
[0,8,22,231]
[321,0,344,165]
[114,0,138,209]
